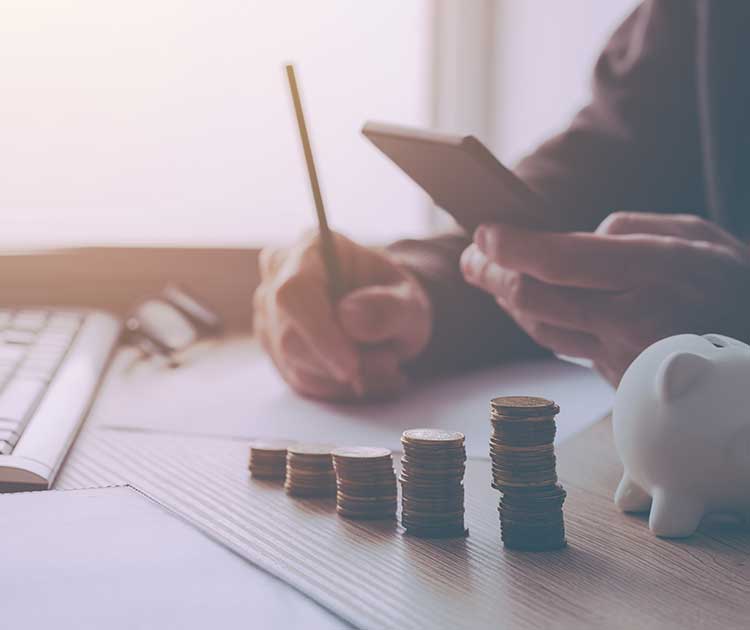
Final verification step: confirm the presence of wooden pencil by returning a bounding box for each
[285,63,345,300]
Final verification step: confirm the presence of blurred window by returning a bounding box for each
[489,0,639,163]
[0,1,639,248]
[0,1,431,247]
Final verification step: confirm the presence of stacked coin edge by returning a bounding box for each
[248,440,292,480]
[490,396,567,551]
[399,429,468,538]
[333,447,397,520]
[284,444,337,497]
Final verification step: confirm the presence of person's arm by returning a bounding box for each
[389,0,703,375]
[388,232,544,377]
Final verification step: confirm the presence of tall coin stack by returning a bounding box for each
[285,444,336,497]
[248,440,292,480]
[399,429,467,538]
[490,396,567,550]
[332,447,397,519]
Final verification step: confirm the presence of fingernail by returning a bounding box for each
[470,248,487,275]
[475,225,488,251]
[484,226,500,257]
[460,247,473,277]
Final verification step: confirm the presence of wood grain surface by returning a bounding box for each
[55,418,750,630]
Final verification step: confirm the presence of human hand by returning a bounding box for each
[254,231,432,400]
[460,212,750,385]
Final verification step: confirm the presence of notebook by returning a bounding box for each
[0,486,344,629]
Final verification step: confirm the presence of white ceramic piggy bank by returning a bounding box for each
[612,333,750,538]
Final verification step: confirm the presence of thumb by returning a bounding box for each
[337,284,423,356]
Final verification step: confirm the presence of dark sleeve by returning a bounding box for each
[388,231,546,377]
[389,0,704,375]
[515,0,704,229]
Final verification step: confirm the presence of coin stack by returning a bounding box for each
[332,447,397,519]
[284,444,336,497]
[490,396,567,550]
[399,429,467,538]
[248,440,293,480]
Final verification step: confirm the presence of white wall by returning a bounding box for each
[0,1,641,247]
[0,1,431,247]
[490,0,639,164]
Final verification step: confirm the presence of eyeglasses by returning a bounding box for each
[124,284,223,367]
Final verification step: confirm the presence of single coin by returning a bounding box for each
[250,470,286,480]
[490,396,559,416]
[337,507,396,520]
[501,483,566,497]
[400,454,467,466]
[402,525,468,539]
[249,439,295,453]
[402,429,465,445]
[338,493,397,503]
[287,444,335,457]
[332,446,392,460]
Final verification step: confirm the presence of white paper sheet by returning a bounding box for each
[1,486,345,630]
[95,338,613,458]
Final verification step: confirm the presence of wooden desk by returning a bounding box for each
[54,342,750,630]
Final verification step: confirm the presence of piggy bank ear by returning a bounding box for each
[656,352,711,402]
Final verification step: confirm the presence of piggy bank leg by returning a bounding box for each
[614,475,651,512]
[649,488,705,538]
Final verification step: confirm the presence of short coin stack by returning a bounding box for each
[399,429,467,538]
[332,447,397,519]
[285,444,336,497]
[490,396,567,550]
[248,440,292,480]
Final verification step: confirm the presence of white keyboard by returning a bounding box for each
[0,309,120,492]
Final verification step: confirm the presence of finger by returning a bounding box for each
[598,211,745,248]
[358,346,406,398]
[283,364,354,401]
[337,284,426,359]
[463,246,611,334]
[258,245,288,278]
[275,277,360,382]
[474,223,692,290]
[515,318,602,359]
[278,324,343,381]
[301,231,403,288]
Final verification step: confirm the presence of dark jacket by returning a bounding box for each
[389,0,750,375]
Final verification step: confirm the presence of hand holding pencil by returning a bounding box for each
[250,65,433,401]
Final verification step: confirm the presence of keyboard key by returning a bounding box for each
[0,418,21,431]
[0,345,27,365]
[46,313,82,331]
[4,330,37,345]
[12,310,48,332]
[0,377,45,423]
[27,343,68,360]
[0,428,20,445]
[17,354,62,381]
[16,367,55,383]
[0,364,15,386]
[35,331,76,349]
[0,309,120,488]
[23,351,63,367]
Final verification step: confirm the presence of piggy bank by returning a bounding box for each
[612,333,750,538]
